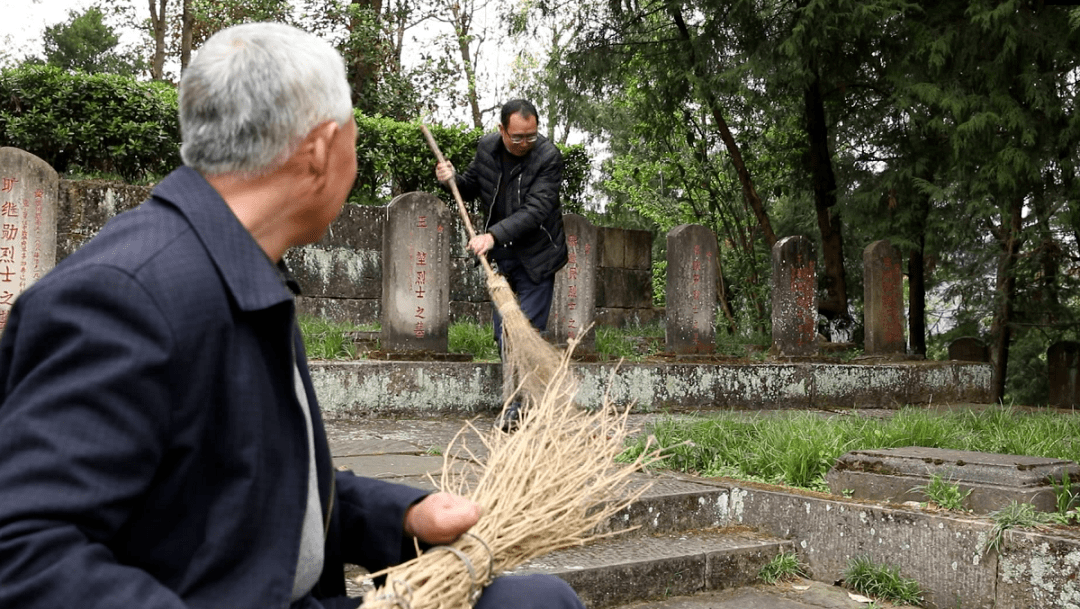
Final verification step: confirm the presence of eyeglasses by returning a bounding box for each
[509,134,538,144]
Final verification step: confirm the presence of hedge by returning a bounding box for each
[0,65,591,210]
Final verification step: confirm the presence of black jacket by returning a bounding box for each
[454,131,569,282]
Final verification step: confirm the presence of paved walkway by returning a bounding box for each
[326,415,899,609]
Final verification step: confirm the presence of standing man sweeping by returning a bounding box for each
[435,100,569,431]
[0,23,583,609]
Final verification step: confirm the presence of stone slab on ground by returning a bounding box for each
[615,580,901,609]
[511,528,792,609]
[826,446,1080,514]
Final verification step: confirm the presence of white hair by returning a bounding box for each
[179,22,353,176]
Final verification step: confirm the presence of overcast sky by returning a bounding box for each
[4,0,100,60]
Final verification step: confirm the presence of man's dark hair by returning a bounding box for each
[500,99,539,128]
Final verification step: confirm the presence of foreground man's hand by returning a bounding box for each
[404,491,483,545]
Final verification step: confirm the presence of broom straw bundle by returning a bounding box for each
[419,124,575,407]
[360,344,662,609]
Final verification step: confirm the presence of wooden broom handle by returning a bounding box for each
[420,124,479,241]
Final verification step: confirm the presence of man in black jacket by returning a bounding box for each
[436,99,569,429]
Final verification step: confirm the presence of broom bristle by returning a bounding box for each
[360,340,664,609]
[485,268,577,407]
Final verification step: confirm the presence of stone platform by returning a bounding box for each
[310,359,993,418]
[826,446,1080,514]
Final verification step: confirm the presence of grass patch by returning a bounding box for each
[983,501,1067,556]
[298,314,362,360]
[594,322,664,360]
[914,474,972,511]
[449,321,499,361]
[619,405,1080,493]
[758,551,809,584]
[842,555,924,606]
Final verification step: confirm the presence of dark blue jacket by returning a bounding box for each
[453,132,568,282]
[0,166,427,609]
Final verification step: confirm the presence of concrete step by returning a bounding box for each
[604,580,889,609]
[509,528,793,609]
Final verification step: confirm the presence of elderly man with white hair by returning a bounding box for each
[0,22,584,609]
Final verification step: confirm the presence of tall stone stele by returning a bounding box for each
[380,192,451,352]
[771,236,817,356]
[0,148,58,332]
[863,239,906,355]
[551,213,598,351]
[665,224,717,354]
[1048,341,1080,408]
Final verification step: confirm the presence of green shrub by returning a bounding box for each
[350,115,591,212]
[0,67,593,205]
[0,65,179,182]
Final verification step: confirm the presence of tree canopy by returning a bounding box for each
[6,0,1080,404]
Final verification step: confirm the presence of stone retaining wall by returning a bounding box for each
[308,360,994,418]
[58,180,657,327]
[696,477,1080,609]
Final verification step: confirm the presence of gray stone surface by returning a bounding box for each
[381,192,452,352]
[666,224,718,354]
[616,582,889,609]
[826,446,1080,514]
[511,529,791,608]
[0,147,58,330]
[863,240,906,355]
[310,359,994,417]
[553,213,599,350]
[771,236,817,357]
[949,337,990,363]
[1049,341,1080,408]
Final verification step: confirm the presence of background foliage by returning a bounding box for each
[4,0,1080,404]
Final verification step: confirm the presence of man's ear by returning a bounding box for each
[300,120,340,183]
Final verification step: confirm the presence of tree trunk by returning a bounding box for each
[148,0,168,80]
[448,2,483,129]
[908,244,926,357]
[667,4,776,249]
[180,0,194,73]
[803,69,848,322]
[990,198,1023,402]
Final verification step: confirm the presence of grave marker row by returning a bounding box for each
[4,148,1077,406]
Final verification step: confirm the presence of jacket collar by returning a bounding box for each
[150,166,297,312]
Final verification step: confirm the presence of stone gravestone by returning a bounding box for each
[771,236,816,356]
[666,224,717,354]
[551,214,598,352]
[1048,341,1080,408]
[863,239,906,355]
[0,148,58,332]
[380,192,451,352]
[948,337,989,362]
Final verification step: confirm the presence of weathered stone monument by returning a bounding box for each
[0,148,58,331]
[551,213,598,351]
[863,239,906,356]
[1048,341,1080,408]
[828,446,1080,514]
[666,224,717,354]
[380,192,451,352]
[948,337,989,362]
[771,236,816,356]
[596,227,654,328]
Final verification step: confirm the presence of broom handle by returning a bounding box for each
[420,124,479,241]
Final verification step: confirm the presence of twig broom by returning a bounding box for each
[359,342,663,609]
[419,124,574,408]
